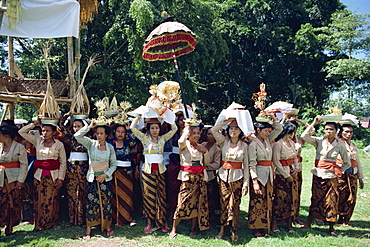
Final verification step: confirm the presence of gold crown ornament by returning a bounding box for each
[184,103,202,126]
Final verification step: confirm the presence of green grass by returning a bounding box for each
[1,144,370,246]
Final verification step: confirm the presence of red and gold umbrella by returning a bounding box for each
[142,21,196,61]
[142,18,196,118]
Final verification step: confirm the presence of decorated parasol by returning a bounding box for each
[142,14,196,118]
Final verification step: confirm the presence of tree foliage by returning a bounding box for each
[2,0,369,122]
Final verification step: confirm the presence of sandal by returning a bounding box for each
[82,234,91,240]
[189,231,197,238]
[53,225,61,231]
[161,226,170,232]
[315,219,325,226]
[231,234,239,242]
[253,230,263,239]
[106,229,114,237]
[329,231,338,238]
[272,228,280,233]
[295,219,305,227]
[288,229,295,234]
[144,225,152,234]
[130,221,137,227]
[215,234,224,240]
[169,232,177,239]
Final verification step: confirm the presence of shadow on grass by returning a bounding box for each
[2,207,369,246]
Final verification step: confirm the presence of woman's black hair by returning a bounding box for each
[113,124,127,136]
[175,113,184,123]
[96,125,111,136]
[114,124,127,134]
[226,125,244,140]
[338,124,354,138]
[254,122,272,132]
[146,122,161,135]
[1,119,16,126]
[201,126,211,142]
[275,122,296,142]
[290,120,298,128]
[0,125,18,139]
[42,124,57,132]
[72,119,84,125]
[324,122,339,130]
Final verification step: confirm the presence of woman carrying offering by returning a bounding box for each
[130,115,177,234]
[289,118,308,226]
[211,118,249,242]
[19,120,67,231]
[271,122,299,233]
[109,124,137,227]
[65,119,89,227]
[201,127,221,225]
[302,117,350,237]
[170,120,210,239]
[74,120,117,239]
[0,125,28,235]
[337,124,364,226]
[248,112,282,238]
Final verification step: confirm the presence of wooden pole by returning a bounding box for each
[8,37,14,77]
[75,31,81,87]
[0,103,9,123]
[8,36,15,120]
[0,0,7,29]
[67,37,75,98]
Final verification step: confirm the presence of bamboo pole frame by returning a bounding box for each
[67,36,76,98]
[8,36,15,119]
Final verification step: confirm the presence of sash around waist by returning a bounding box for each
[116,160,131,167]
[0,161,20,169]
[336,158,356,168]
[90,161,109,172]
[297,155,303,163]
[181,165,206,174]
[280,158,294,167]
[315,159,342,177]
[34,159,60,170]
[221,161,242,169]
[144,154,164,164]
[257,160,272,167]
[68,152,88,162]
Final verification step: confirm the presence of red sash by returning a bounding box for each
[181,166,206,174]
[315,159,342,177]
[151,163,159,171]
[34,159,60,170]
[280,158,294,167]
[0,161,20,169]
[221,161,242,169]
[297,155,302,163]
[336,158,356,168]
[257,160,272,167]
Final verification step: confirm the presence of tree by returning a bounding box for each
[0,0,355,122]
[316,10,370,116]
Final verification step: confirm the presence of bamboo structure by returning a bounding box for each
[0,0,100,120]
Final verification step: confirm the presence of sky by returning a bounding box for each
[340,0,369,59]
[341,0,370,14]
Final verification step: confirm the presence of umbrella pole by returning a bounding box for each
[171,49,189,118]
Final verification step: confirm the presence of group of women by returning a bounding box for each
[0,108,364,242]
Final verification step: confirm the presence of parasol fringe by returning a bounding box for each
[79,0,99,26]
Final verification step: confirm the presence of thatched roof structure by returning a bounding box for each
[0,73,72,106]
